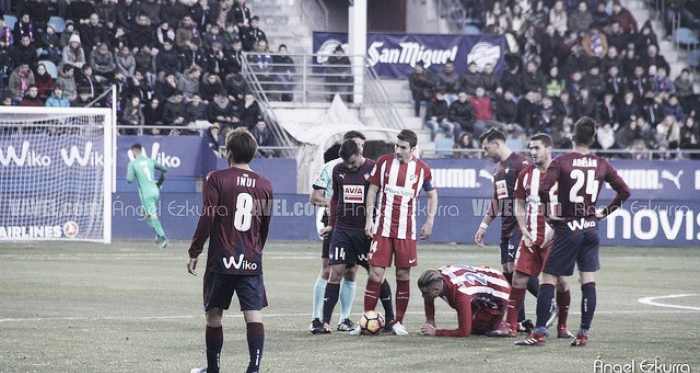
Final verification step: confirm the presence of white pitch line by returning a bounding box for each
[1,309,698,323]
[638,294,700,311]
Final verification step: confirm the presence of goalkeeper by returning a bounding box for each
[126,143,169,248]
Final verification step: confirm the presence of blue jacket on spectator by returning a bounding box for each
[45,92,71,107]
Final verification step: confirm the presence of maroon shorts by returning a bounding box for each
[368,236,418,268]
[513,240,551,277]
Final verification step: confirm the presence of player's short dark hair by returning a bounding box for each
[226,128,257,164]
[573,116,597,147]
[130,143,142,151]
[530,133,553,147]
[343,130,366,141]
[339,139,360,162]
[417,269,442,289]
[479,128,506,144]
[397,129,418,148]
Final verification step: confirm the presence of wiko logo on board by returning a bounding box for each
[127,143,182,168]
[60,142,103,167]
[0,141,51,167]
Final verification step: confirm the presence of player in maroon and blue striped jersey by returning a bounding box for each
[418,265,511,337]
[188,129,273,373]
[515,117,630,347]
[474,129,539,326]
[318,139,378,333]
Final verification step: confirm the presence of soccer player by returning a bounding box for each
[474,129,538,326]
[418,265,511,337]
[126,143,168,248]
[309,131,395,333]
[187,129,274,373]
[318,139,377,333]
[515,117,631,347]
[361,129,438,336]
[488,133,573,338]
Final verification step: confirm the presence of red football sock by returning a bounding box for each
[506,287,526,328]
[364,279,382,312]
[557,289,571,331]
[395,280,410,323]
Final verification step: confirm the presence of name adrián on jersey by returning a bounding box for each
[572,158,598,168]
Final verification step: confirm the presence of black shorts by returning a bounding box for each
[203,272,268,311]
[500,230,522,264]
[543,218,600,277]
[328,227,371,269]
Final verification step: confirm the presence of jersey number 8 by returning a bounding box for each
[234,193,254,231]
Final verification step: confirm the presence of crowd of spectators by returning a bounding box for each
[411,0,700,158]
[0,0,283,156]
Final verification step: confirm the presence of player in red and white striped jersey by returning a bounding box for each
[361,130,438,335]
[488,133,573,339]
[418,265,511,337]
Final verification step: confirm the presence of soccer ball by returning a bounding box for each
[359,310,385,335]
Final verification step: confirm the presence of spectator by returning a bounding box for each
[20,0,50,33]
[38,23,61,64]
[679,116,700,158]
[237,91,260,129]
[453,131,476,158]
[604,64,624,99]
[554,90,576,119]
[59,21,76,48]
[125,68,153,104]
[651,66,674,98]
[536,95,559,134]
[628,65,652,100]
[607,21,630,53]
[549,0,568,36]
[222,22,241,51]
[225,72,247,105]
[325,45,353,102]
[155,39,180,78]
[509,4,528,36]
[66,0,95,25]
[479,63,499,97]
[611,2,638,33]
[34,63,55,101]
[184,93,209,135]
[528,1,548,34]
[597,92,619,128]
[516,90,540,134]
[117,0,138,28]
[95,0,116,28]
[200,72,223,102]
[176,15,201,51]
[522,59,545,94]
[56,64,77,102]
[583,65,606,100]
[272,44,296,102]
[1,95,13,106]
[470,86,498,131]
[178,41,207,71]
[191,0,221,30]
[408,61,433,117]
[642,44,670,76]
[134,44,157,83]
[128,13,155,50]
[602,46,622,76]
[142,97,165,135]
[9,35,39,69]
[205,122,224,156]
[594,122,617,152]
[113,26,129,51]
[75,64,103,99]
[674,69,697,112]
[459,62,481,96]
[617,91,642,126]
[13,13,37,46]
[80,13,110,53]
[241,15,267,52]
[0,15,13,51]
[500,59,523,97]
[62,33,86,69]
[538,25,561,73]
[495,89,518,130]
[73,89,94,107]
[634,21,658,52]
[119,95,144,135]
[160,0,189,28]
[231,0,252,31]
[90,42,117,80]
[138,0,162,27]
[448,91,480,140]
[645,94,665,126]
[423,90,454,142]
[156,21,176,48]
[581,26,608,61]
[545,65,566,98]
[591,1,610,29]
[116,45,136,79]
[8,63,36,102]
[224,38,244,76]
[19,85,44,106]
[201,23,225,52]
[616,115,653,151]
[202,41,227,76]
[156,72,179,101]
[45,84,70,107]
[207,90,237,131]
[662,95,685,123]
[655,114,681,152]
[177,64,202,99]
[163,90,187,132]
[568,1,593,35]
[251,116,274,158]
[434,60,459,104]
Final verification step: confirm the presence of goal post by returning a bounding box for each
[0,106,115,243]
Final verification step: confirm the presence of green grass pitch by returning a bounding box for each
[1,240,699,373]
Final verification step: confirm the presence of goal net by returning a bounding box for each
[0,106,114,243]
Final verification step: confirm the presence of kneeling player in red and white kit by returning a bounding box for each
[488,133,573,339]
[418,265,511,337]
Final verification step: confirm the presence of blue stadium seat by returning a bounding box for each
[674,27,699,54]
[39,60,58,79]
[48,16,66,34]
[4,15,17,30]
[435,138,455,157]
[462,25,480,35]
[688,50,700,72]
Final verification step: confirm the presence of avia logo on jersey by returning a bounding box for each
[608,169,685,190]
[127,143,182,168]
[367,41,458,68]
[567,218,597,231]
[222,254,258,270]
[343,185,365,203]
[0,225,63,239]
[384,184,415,198]
[60,142,104,167]
[0,141,51,167]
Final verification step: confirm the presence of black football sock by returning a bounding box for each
[379,279,395,321]
[526,276,539,297]
[580,282,597,332]
[535,284,555,329]
[246,322,264,373]
[205,326,223,373]
[322,282,341,324]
